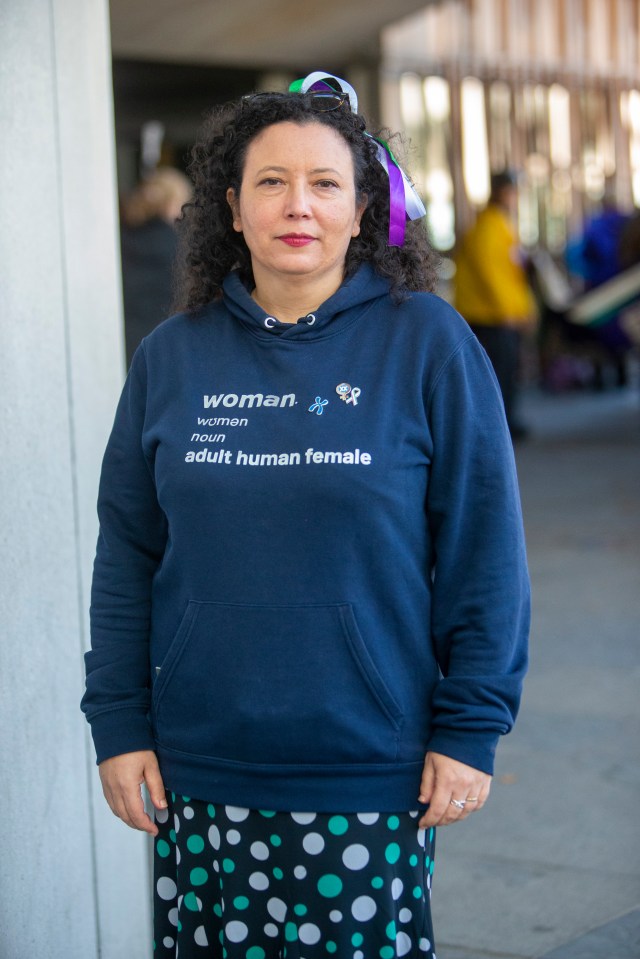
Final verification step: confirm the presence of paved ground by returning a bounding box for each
[431,384,640,959]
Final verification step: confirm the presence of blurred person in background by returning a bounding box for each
[453,171,537,440]
[120,166,193,365]
[82,73,529,959]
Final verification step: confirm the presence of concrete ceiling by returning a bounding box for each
[109,0,436,69]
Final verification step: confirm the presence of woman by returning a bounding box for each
[82,73,530,958]
[120,166,193,365]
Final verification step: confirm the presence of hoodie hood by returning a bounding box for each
[221,263,392,341]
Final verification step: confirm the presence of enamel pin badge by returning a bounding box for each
[336,382,361,406]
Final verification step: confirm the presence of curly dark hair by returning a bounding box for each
[173,90,439,313]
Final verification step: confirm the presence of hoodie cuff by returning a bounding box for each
[89,709,156,765]
[425,728,500,776]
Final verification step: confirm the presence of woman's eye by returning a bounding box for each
[316,180,339,189]
[258,177,283,186]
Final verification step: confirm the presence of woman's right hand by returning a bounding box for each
[98,750,167,836]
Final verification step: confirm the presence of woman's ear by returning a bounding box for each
[352,194,368,238]
[226,188,242,232]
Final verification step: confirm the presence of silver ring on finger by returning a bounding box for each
[450,798,466,810]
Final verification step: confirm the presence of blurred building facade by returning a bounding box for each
[381,0,640,252]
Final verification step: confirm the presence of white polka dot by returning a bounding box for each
[213,860,220,872]
[163,937,174,948]
[264,923,279,937]
[354,952,364,959]
[399,908,412,923]
[156,877,177,901]
[183,806,194,820]
[176,848,181,866]
[226,829,241,845]
[356,813,379,825]
[409,810,419,818]
[419,937,431,952]
[249,872,269,891]
[291,812,316,825]
[294,865,307,879]
[267,897,287,923]
[396,931,413,956]
[299,923,321,945]
[168,908,178,927]
[225,920,248,943]
[417,828,426,848]
[342,844,369,871]
[250,841,270,861]
[194,925,208,946]
[173,814,180,833]
[302,832,325,855]
[391,878,404,900]
[155,807,169,824]
[351,895,377,921]
[329,910,343,923]
[225,805,250,822]
[177,895,184,909]
[208,824,221,850]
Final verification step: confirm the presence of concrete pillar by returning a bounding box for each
[0,1,150,956]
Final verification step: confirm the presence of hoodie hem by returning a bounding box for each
[156,742,425,813]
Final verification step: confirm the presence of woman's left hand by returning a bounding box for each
[418,751,491,828]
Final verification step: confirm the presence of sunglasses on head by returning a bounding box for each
[241,90,351,113]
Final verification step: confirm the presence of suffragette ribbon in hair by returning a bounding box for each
[289,72,426,247]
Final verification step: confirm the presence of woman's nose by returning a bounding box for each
[284,182,312,217]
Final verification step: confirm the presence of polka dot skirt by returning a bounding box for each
[154,794,436,958]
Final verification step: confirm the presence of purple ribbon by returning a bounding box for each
[386,157,406,247]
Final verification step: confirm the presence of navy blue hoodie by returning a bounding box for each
[82,264,530,812]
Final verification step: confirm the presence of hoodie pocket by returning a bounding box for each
[152,601,403,765]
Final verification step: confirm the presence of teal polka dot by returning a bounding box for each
[371,876,384,889]
[387,815,400,830]
[351,933,364,947]
[169,829,177,844]
[221,858,235,873]
[285,921,298,942]
[328,816,348,836]
[379,948,394,959]
[270,834,282,847]
[294,904,307,917]
[429,828,435,841]
[409,854,418,867]
[190,867,208,886]
[326,943,337,954]
[246,949,266,959]
[184,891,200,912]
[273,867,284,880]
[181,796,191,802]
[156,839,170,858]
[425,856,430,868]
[259,810,276,818]
[412,886,423,899]
[187,835,205,854]
[233,896,249,910]
[153,940,156,951]
[385,842,401,864]
[171,792,176,802]
[386,920,397,940]
[177,921,182,932]
[317,874,343,898]
[213,904,223,918]
[207,804,216,818]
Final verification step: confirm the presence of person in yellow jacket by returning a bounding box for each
[454,171,536,439]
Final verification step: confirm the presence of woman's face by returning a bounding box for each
[227,121,366,294]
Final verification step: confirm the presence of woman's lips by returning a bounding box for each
[278,234,316,247]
